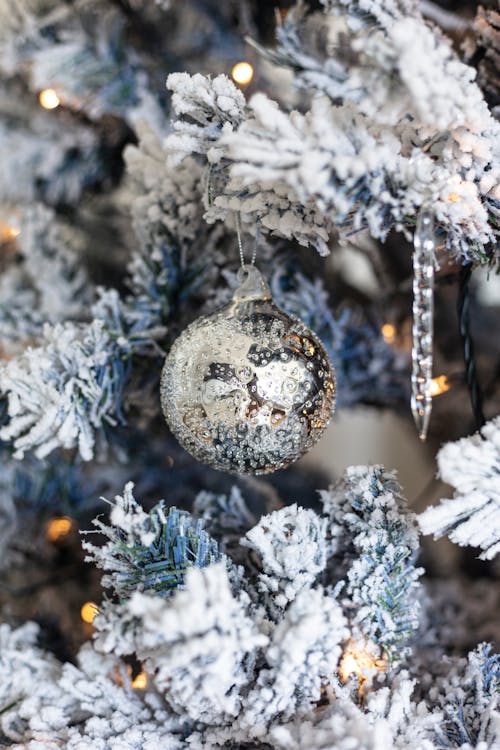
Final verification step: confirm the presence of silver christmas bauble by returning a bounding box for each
[160,266,336,475]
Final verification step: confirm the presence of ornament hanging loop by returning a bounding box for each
[235,211,257,269]
[234,264,272,302]
[411,205,438,441]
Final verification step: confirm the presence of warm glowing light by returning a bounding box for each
[381,323,396,344]
[131,670,148,689]
[430,375,451,397]
[46,516,73,542]
[0,221,20,242]
[39,88,60,109]
[231,61,254,85]
[80,601,99,624]
[339,643,386,695]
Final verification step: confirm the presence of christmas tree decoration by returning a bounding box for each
[231,61,254,85]
[0,0,500,748]
[38,88,60,110]
[161,265,336,474]
[411,207,437,441]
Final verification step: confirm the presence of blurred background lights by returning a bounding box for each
[80,601,99,623]
[430,375,451,397]
[231,61,253,85]
[381,323,396,345]
[39,88,60,109]
[46,516,73,542]
[339,642,386,695]
[131,670,148,689]
[0,221,20,242]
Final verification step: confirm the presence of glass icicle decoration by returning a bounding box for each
[411,208,437,441]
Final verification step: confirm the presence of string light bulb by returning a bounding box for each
[381,323,396,344]
[39,88,60,110]
[131,670,148,689]
[338,642,386,695]
[0,221,20,243]
[430,375,451,396]
[231,61,254,85]
[80,601,99,624]
[46,516,73,542]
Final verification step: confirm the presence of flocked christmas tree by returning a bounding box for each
[0,0,499,748]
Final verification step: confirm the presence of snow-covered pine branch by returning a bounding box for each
[242,504,327,615]
[164,1,499,262]
[83,481,224,598]
[84,483,348,735]
[83,476,428,739]
[0,205,90,358]
[0,112,103,206]
[124,121,215,330]
[2,474,497,748]
[164,71,333,255]
[0,0,162,126]
[431,643,500,749]
[0,288,165,462]
[1,616,497,748]
[321,465,423,663]
[419,416,500,560]
[0,621,180,748]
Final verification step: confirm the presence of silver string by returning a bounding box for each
[235,212,257,268]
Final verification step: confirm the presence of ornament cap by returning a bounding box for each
[233,265,272,303]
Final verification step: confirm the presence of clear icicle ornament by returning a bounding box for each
[411,207,437,441]
[160,265,336,475]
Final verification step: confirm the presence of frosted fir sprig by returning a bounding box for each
[192,485,258,545]
[0,0,161,126]
[241,586,348,727]
[0,205,90,358]
[248,3,349,102]
[16,204,90,322]
[30,23,142,122]
[419,416,500,560]
[431,644,500,749]
[214,2,499,263]
[0,288,165,462]
[0,319,127,461]
[125,122,203,253]
[0,622,180,748]
[83,481,223,597]
[321,0,414,32]
[125,121,220,325]
[164,71,332,255]
[243,504,327,616]
[118,564,268,726]
[86,483,348,733]
[0,204,89,355]
[0,113,103,206]
[321,465,423,662]
[2,620,495,749]
[165,72,247,166]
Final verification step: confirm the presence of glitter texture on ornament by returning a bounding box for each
[160,266,336,474]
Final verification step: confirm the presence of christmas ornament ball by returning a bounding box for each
[160,267,336,475]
